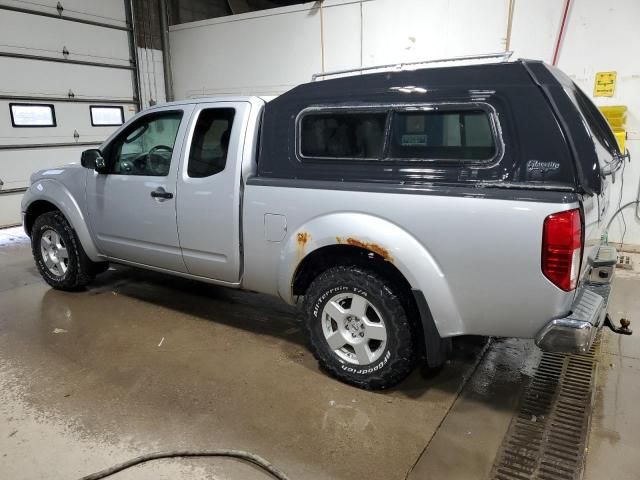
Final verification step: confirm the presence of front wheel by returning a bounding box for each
[303,266,417,390]
[31,211,96,291]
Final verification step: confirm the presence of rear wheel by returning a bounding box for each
[303,266,417,390]
[31,211,96,291]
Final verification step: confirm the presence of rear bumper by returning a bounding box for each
[535,246,616,354]
[535,286,607,353]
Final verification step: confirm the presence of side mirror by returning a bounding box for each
[81,149,106,172]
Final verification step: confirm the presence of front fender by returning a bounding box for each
[22,179,101,261]
[277,212,464,337]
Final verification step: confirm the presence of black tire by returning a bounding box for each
[303,266,417,390]
[31,211,96,291]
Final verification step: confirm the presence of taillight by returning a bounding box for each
[542,208,582,291]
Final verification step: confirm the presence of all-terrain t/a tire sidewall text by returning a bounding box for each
[311,284,393,376]
[304,266,416,389]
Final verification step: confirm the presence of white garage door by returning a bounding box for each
[0,0,140,226]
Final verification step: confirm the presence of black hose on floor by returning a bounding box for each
[77,449,291,480]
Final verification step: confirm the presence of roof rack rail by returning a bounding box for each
[311,51,513,81]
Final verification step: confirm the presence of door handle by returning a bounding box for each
[150,188,173,199]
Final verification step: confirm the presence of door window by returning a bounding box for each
[107,111,183,176]
[187,108,235,178]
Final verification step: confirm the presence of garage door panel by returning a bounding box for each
[0,11,130,65]
[0,145,91,190]
[0,191,23,226]
[0,0,127,28]
[0,101,135,144]
[0,0,135,226]
[0,58,133,99]
[0,132,108,146]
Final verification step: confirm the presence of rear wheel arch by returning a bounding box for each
[293,244,421,343]
[279,214,462,333]
[293,244,410,298]
[278,212,462,355]
[293,244,451,367]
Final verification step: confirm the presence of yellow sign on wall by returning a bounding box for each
[594,71,617,97]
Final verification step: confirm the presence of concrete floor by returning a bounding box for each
[0,227,489,480]
[0,226,638,480]
[584,263,640,480]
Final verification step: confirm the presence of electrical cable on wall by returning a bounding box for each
[139,0,152,106]
[147,0,159,103]
[606,201,640,240]
[319,0,325,73]
[139,0,155,106]
[144,0,157,105]
[552,0,572,65]
[617,155,627,246]
[605,153,640,248]
[318,0,364,72]
[504,0,515,51]
[359,0,363,68]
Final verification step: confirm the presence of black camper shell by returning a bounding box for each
[256,60,620,196]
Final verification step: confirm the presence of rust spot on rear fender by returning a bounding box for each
[336,236,393,262]
[296,232,311,262]
[297,232,310,247]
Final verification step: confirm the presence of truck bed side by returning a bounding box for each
[242,181,579,339]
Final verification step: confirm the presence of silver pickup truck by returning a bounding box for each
[22,60,622,389]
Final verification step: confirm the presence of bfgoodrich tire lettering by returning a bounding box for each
[31,211,95,291]
[303,266,417,389]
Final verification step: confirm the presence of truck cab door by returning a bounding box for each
[176,101,251,282]
[86,105,193,272]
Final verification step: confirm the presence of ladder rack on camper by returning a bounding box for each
[311,51,514,81]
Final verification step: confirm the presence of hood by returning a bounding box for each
[30,163,83,185]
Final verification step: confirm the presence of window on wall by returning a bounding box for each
[299,111,387,159]
[388,109,496,161]
[90,106,124,126]
[10,103,56,127]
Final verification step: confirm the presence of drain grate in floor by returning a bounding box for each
[489,336,601,480]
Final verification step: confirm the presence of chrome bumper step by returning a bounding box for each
[535,287,605,353]
[535,245,620,354]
